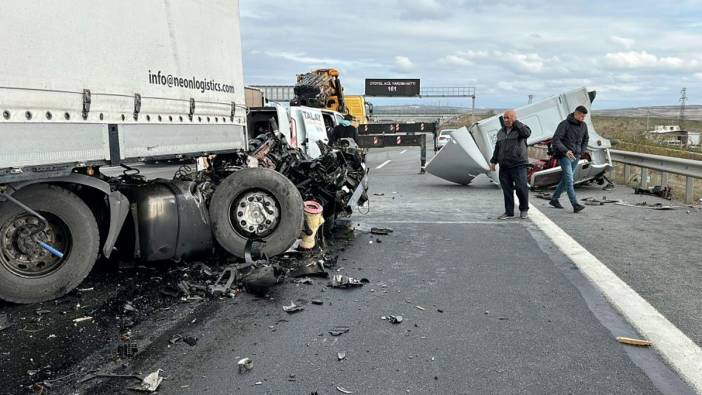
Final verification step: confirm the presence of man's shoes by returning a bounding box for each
[549,199,564,209]
[520,211,529,219]
[573,204,586,213]
[497,213,515,220]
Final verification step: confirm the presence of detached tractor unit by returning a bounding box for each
[0,0,307,303]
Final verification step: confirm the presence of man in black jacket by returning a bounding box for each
[549,105,589,213]
[490,110,532,219]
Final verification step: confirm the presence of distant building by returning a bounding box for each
[644,125,701,147]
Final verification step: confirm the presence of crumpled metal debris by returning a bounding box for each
[0,314,11,332]
[248,132,368,221]
[581,196,620,206]
[283,301,304,313]
[288,255,334,278]
[328,275,369,288]
[616,202,681,210]
[635,185,672,200]
[115,342,138,359]
[131,369,163,393]
[238,358,254,373]
[370,227,394,235]
[337,351,347,361]
[329,326,350,337]
[336,385,354,394]
[382,315,403,324]
[208,266,238,297]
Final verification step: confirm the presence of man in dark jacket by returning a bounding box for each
[490,110,532,219]
[549,105,590,213]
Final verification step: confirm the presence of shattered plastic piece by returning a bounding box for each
[124,303,138,313]
[328,275,365,288]
[72,316,93,323]
[415,306,425,311]
[617,336,652,347]
[208,266,238,296]
[283,301,304,313]
[0,314,11,332]
[311,299,324,305]
[242,265,281,296]
[116,342,138,359]
[169,335,183,345]
[337,385,354,394]
[370,227,394,235]
[388,315,403,324]
[329,326,351,337]
[132,369,164,393]
[337,351,346,361]
[238,358,254,373]
[289,256,333,278]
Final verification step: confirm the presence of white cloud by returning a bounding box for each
[609,35,635,48]
[394,56,415,72]
[696,73,702,80]
[439,55,474,66]
[604,51,701,70]
[441,50,558,74]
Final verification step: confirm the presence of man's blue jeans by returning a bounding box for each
[552,157,578,206]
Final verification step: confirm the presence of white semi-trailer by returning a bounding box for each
[0,0,305,303]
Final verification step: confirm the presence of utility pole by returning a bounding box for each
[528,95,534,105]
[679,87,688,147]
[679,87,688,129]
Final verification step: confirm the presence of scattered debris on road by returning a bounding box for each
[616,202,681,210]
[336,385,354,394]
[382,315,404,324]
[0,313,11,331]
[370,227,394,235]
[581,196,620,206]
[72,316,93,324]
[337,351,347,361]
[328,275,368,288]
[616,336,653,347]
[283,301,305,313]
[329,326,351,337]
[238,358,254,373]
[131,369,164,393]
[634,185,672,200]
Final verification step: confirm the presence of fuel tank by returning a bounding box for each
[126,180,213,262]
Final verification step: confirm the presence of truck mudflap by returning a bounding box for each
[426,127,490,185]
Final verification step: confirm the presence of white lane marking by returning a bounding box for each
[366,220,514,225]
[528,203,702,392]
[376,160,392,169]
[400,150,408,154]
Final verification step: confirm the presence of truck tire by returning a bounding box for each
[210,168,304,258]
[0,185,99,304]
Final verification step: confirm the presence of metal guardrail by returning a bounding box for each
[610,149,702,203]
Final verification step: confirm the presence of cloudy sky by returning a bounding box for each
[239,0,702,109]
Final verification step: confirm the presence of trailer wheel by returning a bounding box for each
[0,185,99,304]
[210,168,304,258]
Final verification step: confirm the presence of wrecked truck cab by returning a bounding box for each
[427,87,613,189]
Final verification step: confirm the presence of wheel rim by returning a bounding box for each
[0,212,71,278]
[230,190,281,238]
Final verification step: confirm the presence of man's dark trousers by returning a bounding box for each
[498,165,529,216]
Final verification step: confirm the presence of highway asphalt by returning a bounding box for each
[78,147,695,394]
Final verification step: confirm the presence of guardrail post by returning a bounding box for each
[661,172,669,187]
[640,168,649,188]
[624,164,631,183]
[685,177,694,204]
